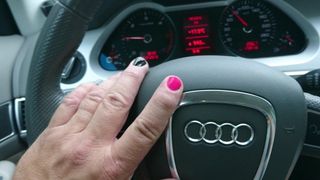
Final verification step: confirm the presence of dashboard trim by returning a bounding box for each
[14,97,26,139]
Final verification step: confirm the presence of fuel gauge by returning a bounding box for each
[273,30,306,55]
[279,31,295,48]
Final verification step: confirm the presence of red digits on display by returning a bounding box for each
[183,15,213,55]
[243,41,260,52]
[144,51,159,61]
[187,28,206,36]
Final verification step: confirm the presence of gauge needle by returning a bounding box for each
[232,10,249,27]
[122,36,145,40]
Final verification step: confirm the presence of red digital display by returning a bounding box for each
[243,41,260,52]
[188,16,203,22]
[144,51,159,61]
[187,28,207,35]
[183,15,213,55]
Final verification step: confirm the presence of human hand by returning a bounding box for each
[13,58,183,180]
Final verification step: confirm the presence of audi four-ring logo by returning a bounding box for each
[184,120,254,146]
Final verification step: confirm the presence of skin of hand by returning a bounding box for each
[13,59,183,180]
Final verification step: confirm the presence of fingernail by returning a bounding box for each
[167,76,182,91]
[132,57,147,67]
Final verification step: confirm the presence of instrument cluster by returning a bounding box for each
[99,0,307,71]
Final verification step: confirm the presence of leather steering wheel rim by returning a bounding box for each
[26,0,104,144]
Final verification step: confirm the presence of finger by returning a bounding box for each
[65,73,121,133]
[48,83,96,128]
[99,72,122,90]
[112,76,183,172]
[85,57,149,140]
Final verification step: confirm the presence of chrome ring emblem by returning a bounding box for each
[184,120,254,146]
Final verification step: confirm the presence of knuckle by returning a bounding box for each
[78,89,104,114]
[86,89,104,104]
[62,94,81,108]
[77,87,103,119]
[103,91,131,110]
[134,117,161,144]
[61,83,95,108]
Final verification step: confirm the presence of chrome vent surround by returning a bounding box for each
[14,97,26,139]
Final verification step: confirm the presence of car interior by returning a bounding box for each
[1,0,320,179]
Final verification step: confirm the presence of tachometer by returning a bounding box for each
[220,0,277,58]
[99,9,175,71]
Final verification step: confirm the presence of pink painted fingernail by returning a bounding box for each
[167,76,182,91]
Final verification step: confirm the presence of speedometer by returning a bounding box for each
[99,9,175,71]
[220,0,277,58]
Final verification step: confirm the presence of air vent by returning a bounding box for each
[20,100,26,131]
[14,97,26,139]
[0,102,15,143]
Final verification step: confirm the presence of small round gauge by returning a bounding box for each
[220,0,277,58]
[100,9,175,71]
[274,30,305,54]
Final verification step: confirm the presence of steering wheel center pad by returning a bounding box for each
[132,56,306,179]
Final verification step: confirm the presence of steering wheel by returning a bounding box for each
[25,0,307,179]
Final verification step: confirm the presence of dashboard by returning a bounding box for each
[99,0,306,71]
[4,0,320,94]
[53,0,320,91]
